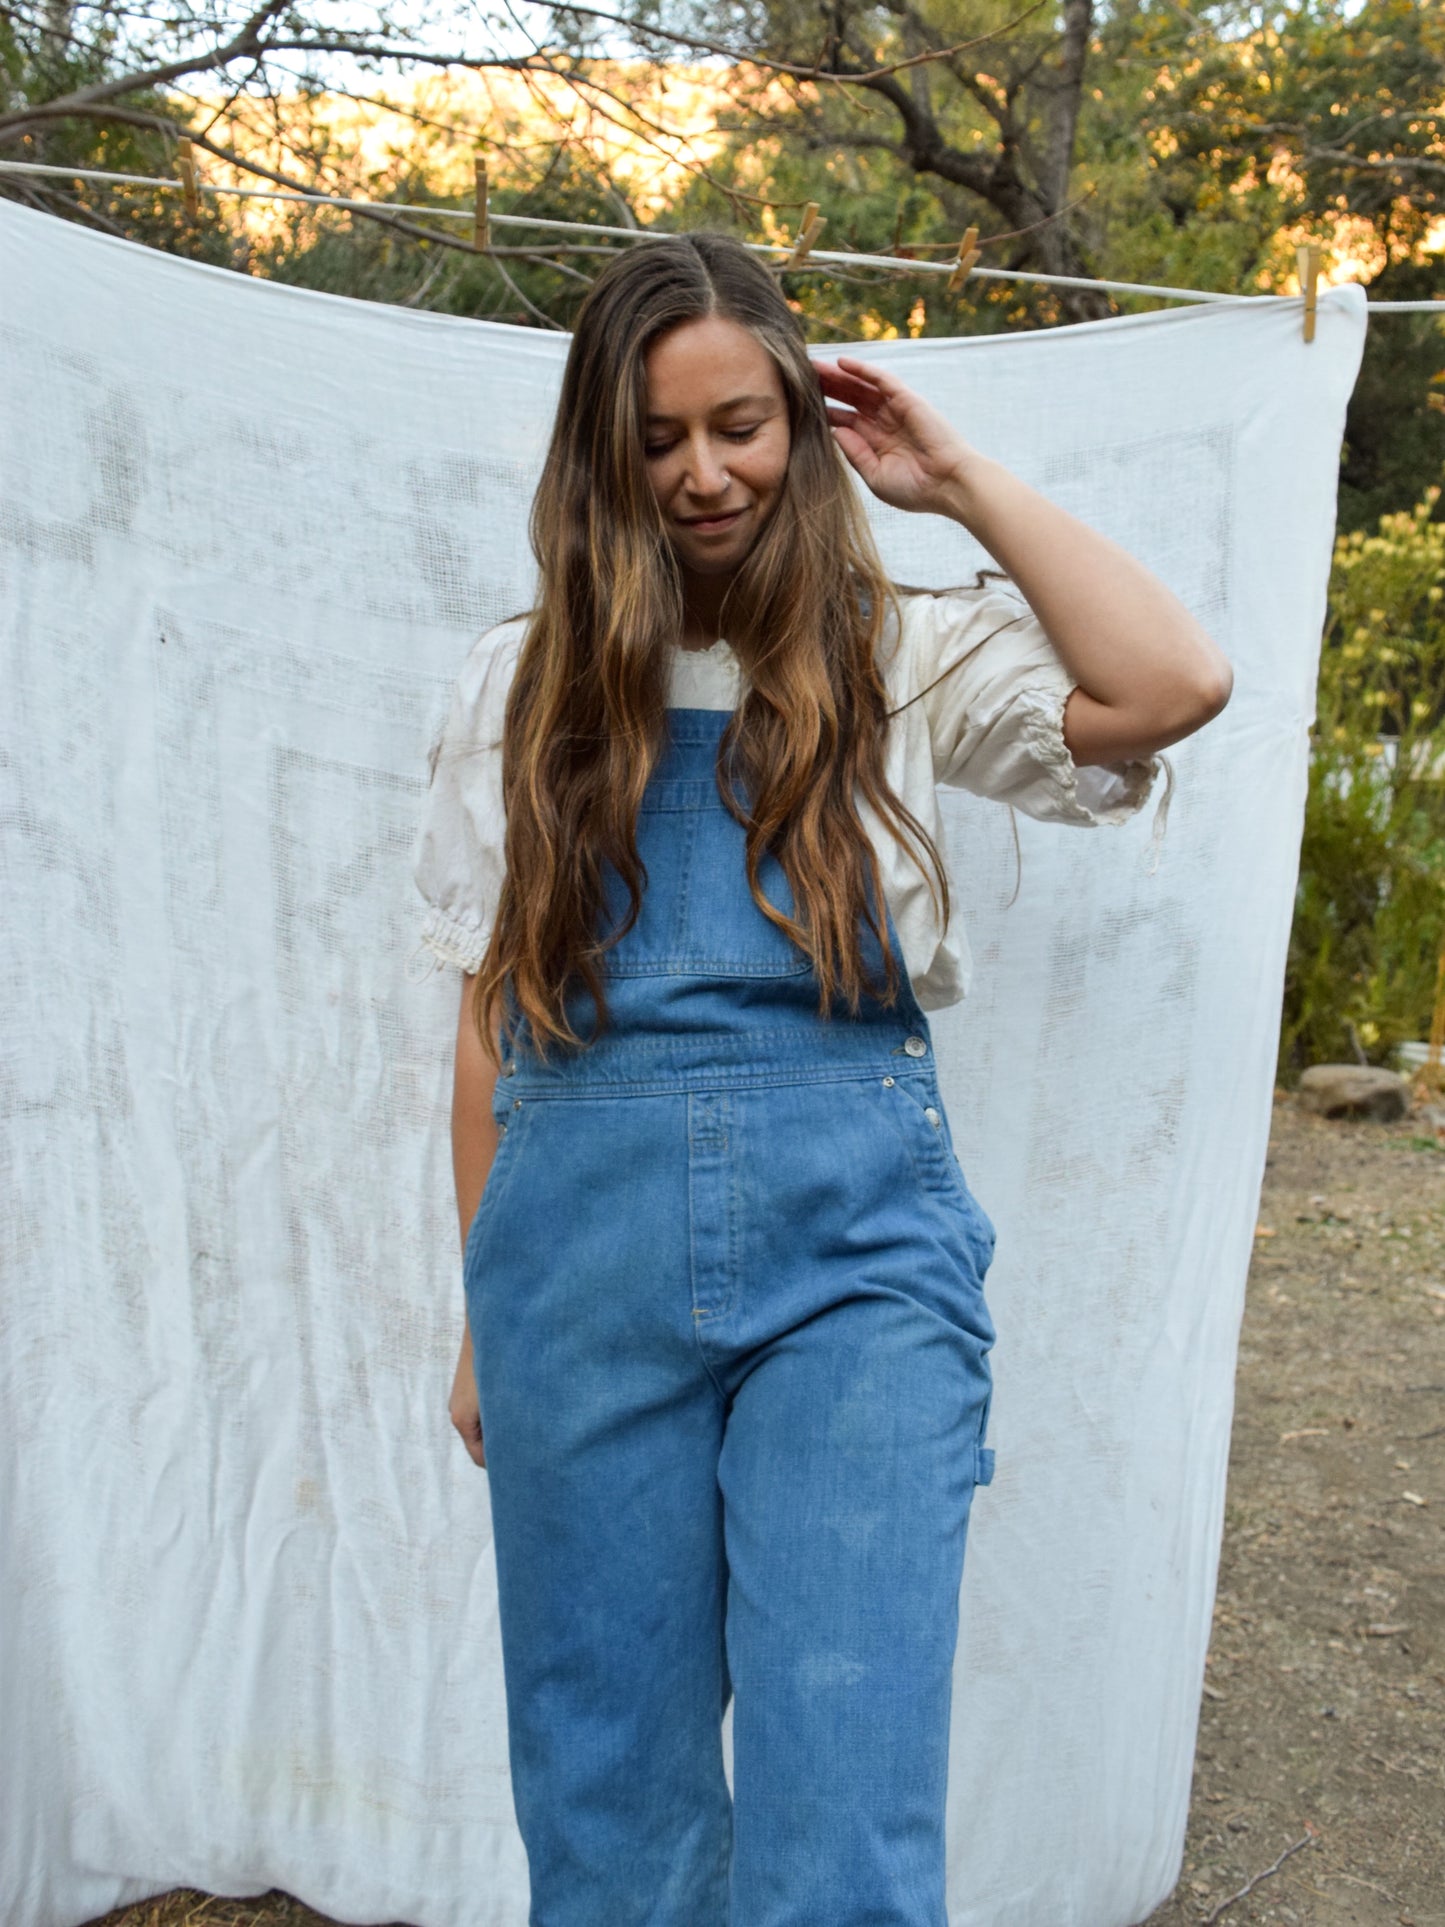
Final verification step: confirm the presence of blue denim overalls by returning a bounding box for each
[464,705,998,1927]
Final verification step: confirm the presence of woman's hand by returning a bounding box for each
[450,1319,486,1468]
[814,356,973,516]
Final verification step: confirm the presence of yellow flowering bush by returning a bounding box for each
[1281,478,1445,1077]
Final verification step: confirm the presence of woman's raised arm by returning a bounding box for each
[933,453,1232,767]
[816,354,1233,768]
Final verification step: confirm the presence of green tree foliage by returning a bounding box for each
[1283,479,1445,1076]
[0,1,226,262]
[1087,1,1443,274]
[1083,0,1445,532]
[637,0,1118,321]
[657,0,1445,509]
[659,141,1029,345]
[0,0,647,319]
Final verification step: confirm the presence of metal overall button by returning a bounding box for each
[903,1034,928,1058]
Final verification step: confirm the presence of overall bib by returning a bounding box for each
[464,705,998,1927]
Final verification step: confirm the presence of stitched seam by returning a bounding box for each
[507,1061,915,1100]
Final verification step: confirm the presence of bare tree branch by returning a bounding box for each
[0,0,1053,151]
[0,0,1122,325]
[533,0,1051,84]
[1042,0,1092,213]
[3,0,292,128]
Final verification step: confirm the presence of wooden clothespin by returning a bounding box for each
[946,226,980,294]
[784,202,826,269]
[176,137,201,221]
[474,157,490,252]
[1296,243,1322,343]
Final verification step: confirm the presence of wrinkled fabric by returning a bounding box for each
[0,193,1364,1927]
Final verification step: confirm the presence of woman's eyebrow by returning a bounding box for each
[645,394,777,424]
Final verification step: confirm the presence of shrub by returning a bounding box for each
[1280,479,1445,1080]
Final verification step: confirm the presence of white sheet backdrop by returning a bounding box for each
[0,197,1365,1927]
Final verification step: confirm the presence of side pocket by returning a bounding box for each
[464,1092,532,1267]
[886,1076,998,1265]
[973,1373,996,1487]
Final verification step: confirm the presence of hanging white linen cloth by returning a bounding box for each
[0,196,1365,1927]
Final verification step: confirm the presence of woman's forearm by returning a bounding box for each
[453,974,502,1260]
[937,452,1233,765]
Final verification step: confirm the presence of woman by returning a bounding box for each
[413,230,1231,1926]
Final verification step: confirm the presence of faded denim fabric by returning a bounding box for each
[465,706,998,1927]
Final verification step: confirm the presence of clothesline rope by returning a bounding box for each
[2,156,1441,313]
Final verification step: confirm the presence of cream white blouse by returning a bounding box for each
[410,580,1171,1011]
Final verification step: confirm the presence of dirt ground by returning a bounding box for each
[88,1095,1444,1927]
[1139,1093,1444,1927]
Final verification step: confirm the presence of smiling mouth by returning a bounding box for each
[679,508,747,532]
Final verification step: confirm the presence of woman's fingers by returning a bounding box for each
[829,424,881,481]
[829,356,908,404]
[814,359,890,410]
[819,357,961,507]
[450,1397,486,1466]
[455,1405,487,1467]
[827,412,882,470]
[835,354,906,390]
[450,1330,487,1467]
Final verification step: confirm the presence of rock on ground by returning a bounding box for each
[1298,1064,1412,1122]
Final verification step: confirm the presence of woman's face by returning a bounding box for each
[642,315,792,578]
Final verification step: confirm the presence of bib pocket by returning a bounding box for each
[597,781,816,982]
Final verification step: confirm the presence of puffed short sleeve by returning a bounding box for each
[906,581,1163,826]
[410,618,525,974]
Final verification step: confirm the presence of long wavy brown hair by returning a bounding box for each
[471,230,962,1067]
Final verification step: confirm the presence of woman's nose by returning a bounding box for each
[681,437,730,496]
